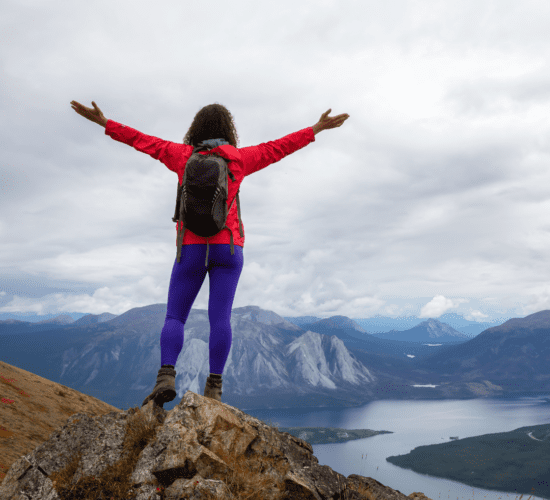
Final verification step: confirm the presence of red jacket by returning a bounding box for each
[105,120,316,247]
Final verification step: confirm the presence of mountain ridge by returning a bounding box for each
[1,304,550,415]
[0,308,507,337]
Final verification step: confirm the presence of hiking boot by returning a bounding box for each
[141,365,176,408]
[204,373,222,402]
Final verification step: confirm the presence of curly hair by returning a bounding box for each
[183,103,240,148]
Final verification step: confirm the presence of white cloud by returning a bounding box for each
[419,295,469,318]
[464,310,490,322]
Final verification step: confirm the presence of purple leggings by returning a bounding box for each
[160,244,243,374]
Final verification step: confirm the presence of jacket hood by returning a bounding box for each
[198,138,241,163]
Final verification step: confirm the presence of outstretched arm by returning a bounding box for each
[70,100,108,128]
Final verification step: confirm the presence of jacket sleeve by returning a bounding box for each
[239,127,315,177]
[104,119,189,175]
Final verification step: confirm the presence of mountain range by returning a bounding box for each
[1,305,549,412]
[0,310,508,337]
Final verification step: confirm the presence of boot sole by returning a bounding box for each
[142,387,176,408]
[155,387,176,404]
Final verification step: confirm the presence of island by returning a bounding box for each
[386,423,550,500]
[274,426,393,445]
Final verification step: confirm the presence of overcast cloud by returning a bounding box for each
[2,0,550,322]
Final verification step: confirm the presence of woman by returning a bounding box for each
[70,99,349,408]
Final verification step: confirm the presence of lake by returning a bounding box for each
[241,393,550,500]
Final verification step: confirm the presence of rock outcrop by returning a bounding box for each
[0,391,432,500]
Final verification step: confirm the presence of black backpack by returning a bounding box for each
[172,139,243,267]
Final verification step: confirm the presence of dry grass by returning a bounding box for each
[0,361,123,485]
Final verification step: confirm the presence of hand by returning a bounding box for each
[70,100,108,127]
[315,109,350,132]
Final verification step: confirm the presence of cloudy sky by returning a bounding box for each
[2,0,550,323]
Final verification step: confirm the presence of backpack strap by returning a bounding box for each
[236,191,243,237]
[176,221,185,263]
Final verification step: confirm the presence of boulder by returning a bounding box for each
[0,391,432,499]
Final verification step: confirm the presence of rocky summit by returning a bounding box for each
[0,390,432,500]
